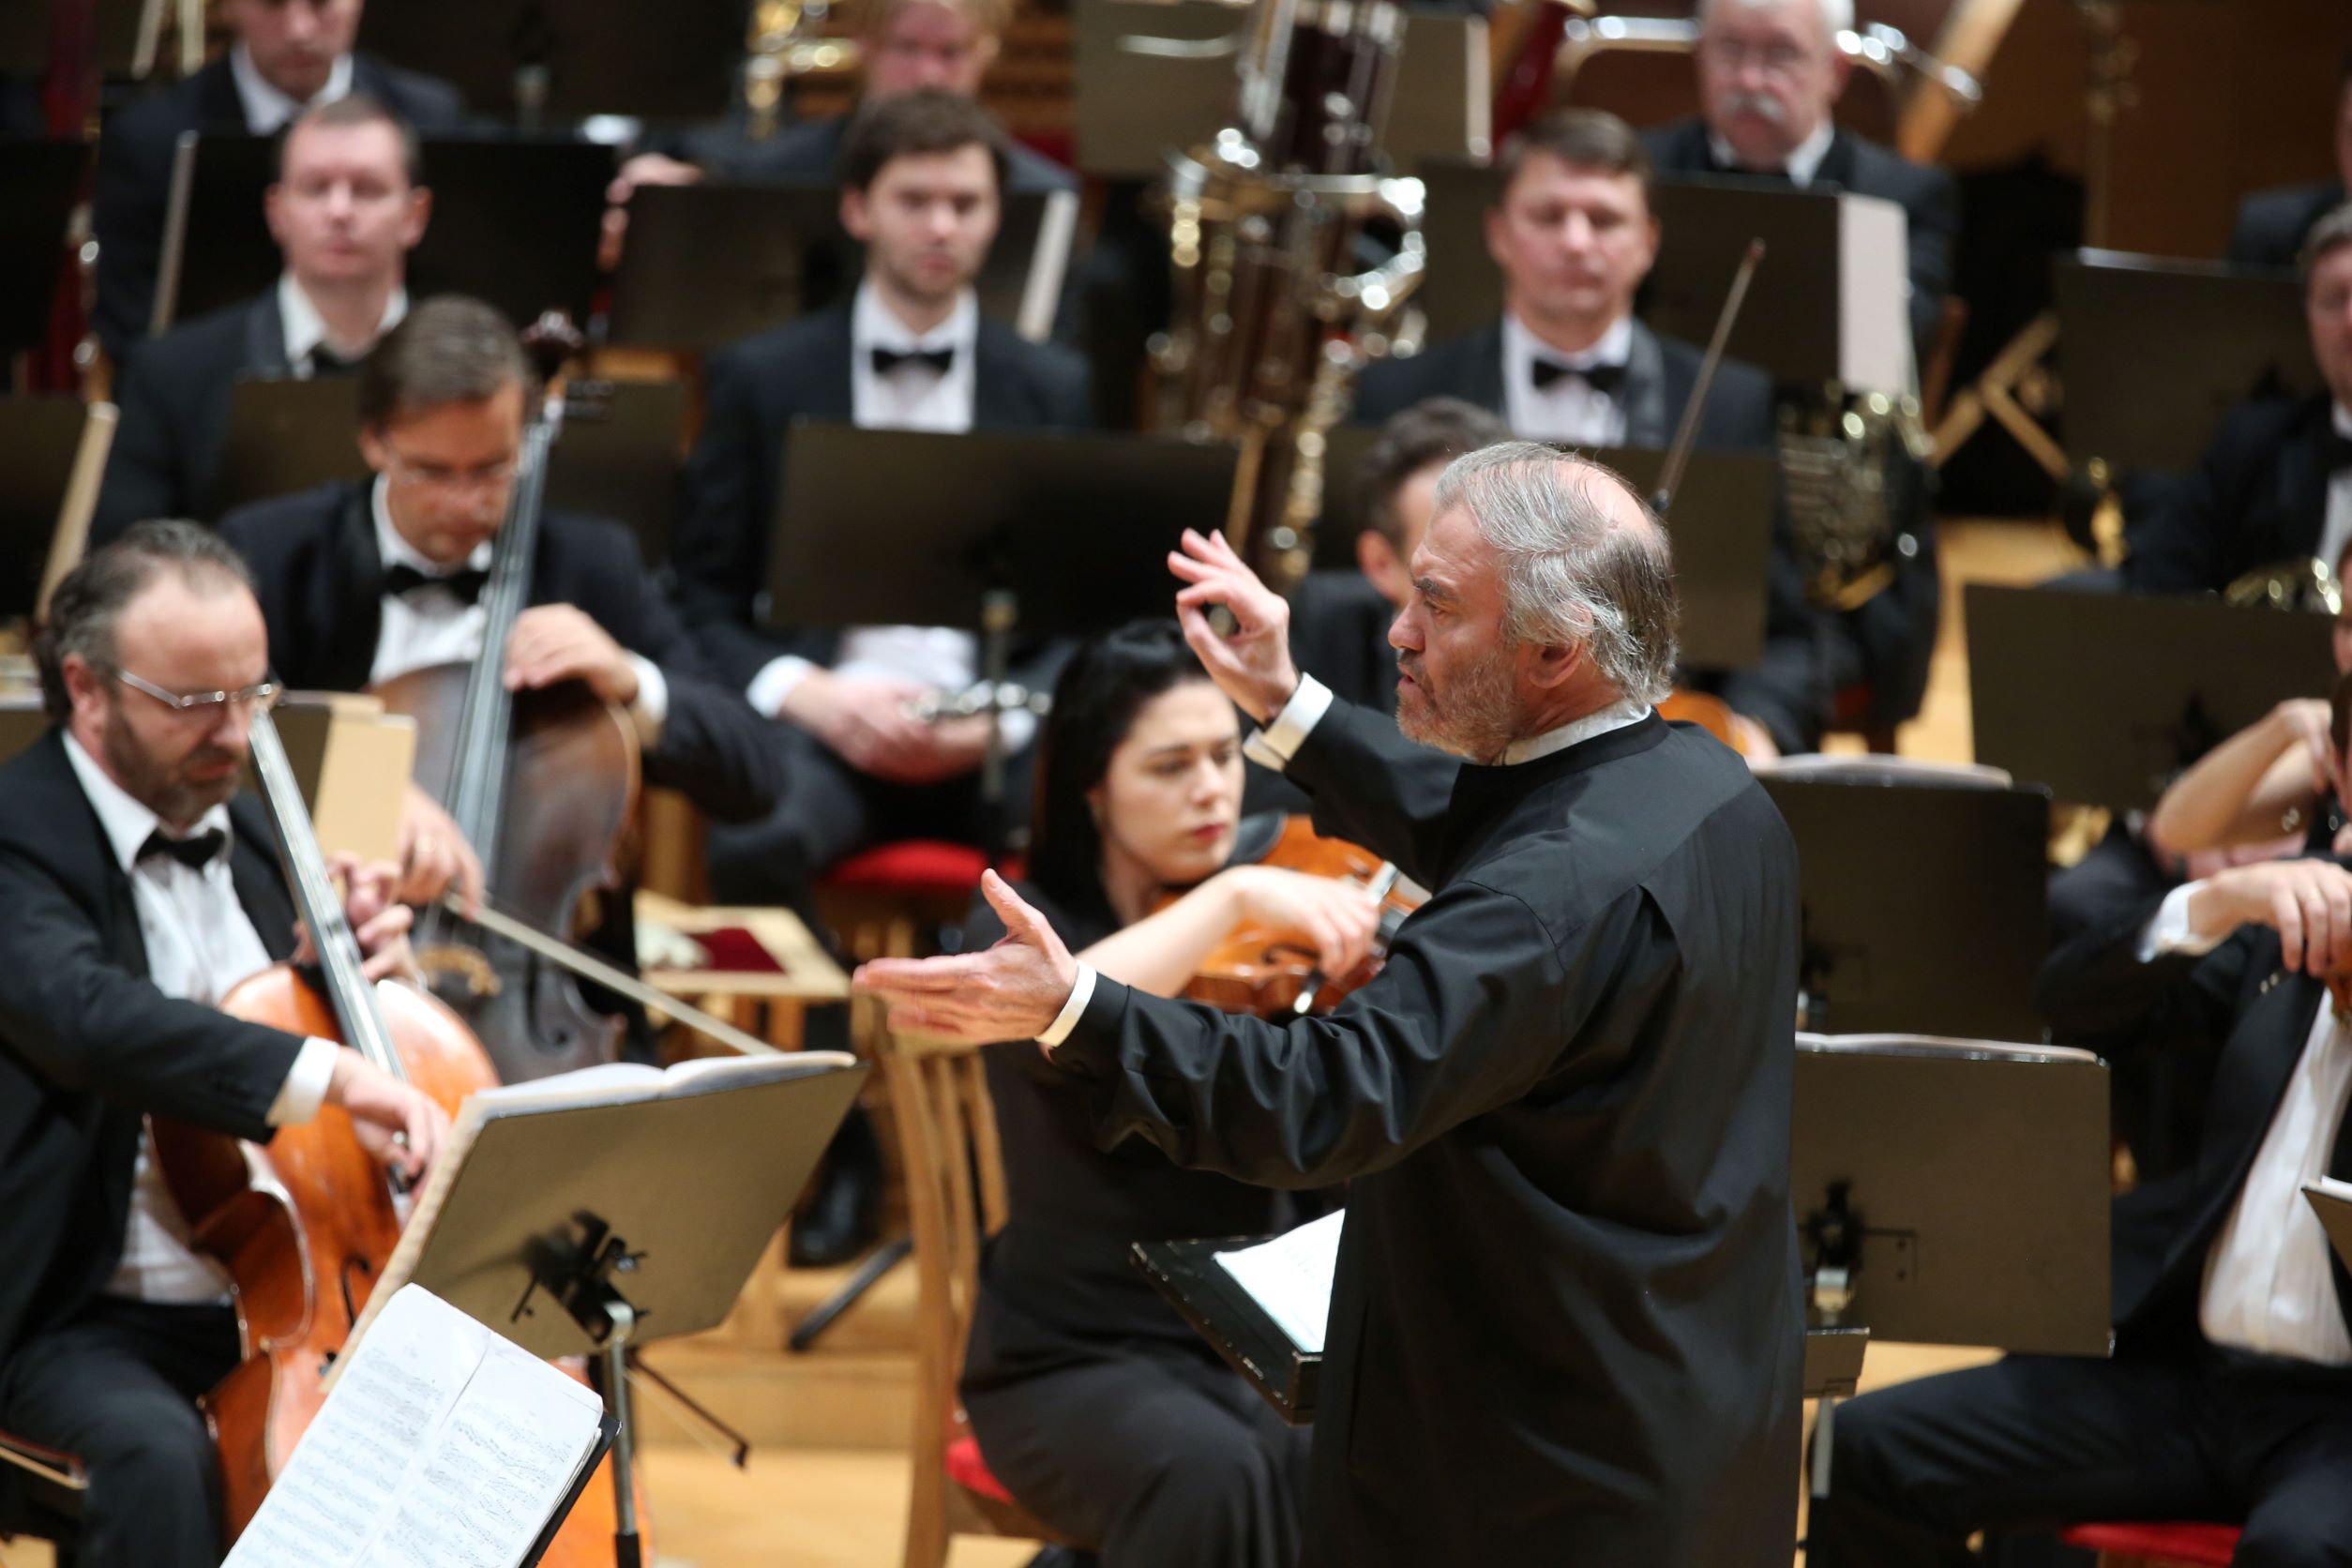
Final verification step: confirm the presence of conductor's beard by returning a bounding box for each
[1396,644,1526,765]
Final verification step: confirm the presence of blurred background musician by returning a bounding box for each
[90,0,466,363]
[1352,110,1823,758]
[957,621,1375,1568]
[674,88,1090,919]
[93,95,428,549]
[215,295,789,947]
[0,523,444,1568]
[2229,49,2352,273]
[2122,204,2352,596]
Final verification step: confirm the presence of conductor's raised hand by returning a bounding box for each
[1168,529,1300,723]
[852,871,1079,1046]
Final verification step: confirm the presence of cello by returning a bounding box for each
[149,703,644,1563]
[371,317,639,1083]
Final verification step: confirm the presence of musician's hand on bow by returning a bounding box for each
[327,1049,449,1183]
[394,782,484,915]
[290,857,420,984]
[1169,529,1300,723]
[853,871,1079,1045]
[1222,865,1383,975]
[505,605,641,707]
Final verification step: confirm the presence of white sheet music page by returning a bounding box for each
[224,1285,605,1568]
[1213,1210,1345,1354]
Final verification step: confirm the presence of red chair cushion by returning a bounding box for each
[2058,1522,2242,1563]
[943,1433,1016,1504]
[821,840,990,899]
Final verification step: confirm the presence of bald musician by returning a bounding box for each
[857,448,1805,1566]
[92,0,466,360]
[0,522,445,1568]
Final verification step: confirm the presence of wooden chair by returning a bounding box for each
[876,1025,1076,1568]
[0,1426,86,1567]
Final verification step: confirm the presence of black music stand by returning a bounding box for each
[387,1056,868,1568]
[1416,164,1913,391]
[0,0,147,78]
[607,181,1078,350]
[2056,250,2318,479]
[0,138,85,358]
[1071,0,1489,178]
[0,394,91,626]
[357,0,741,126]
[1760,765,2051,1040]
[1309,424,1776,671]
[1966,583,2338,812]
[157,133,611,334]
[210,377,686,561]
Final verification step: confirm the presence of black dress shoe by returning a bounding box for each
[789,1105,882,1267]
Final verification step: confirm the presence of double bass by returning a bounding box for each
[372,319,640,1084]
[148,703,641,1562]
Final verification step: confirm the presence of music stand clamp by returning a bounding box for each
[511,1213,653,1568]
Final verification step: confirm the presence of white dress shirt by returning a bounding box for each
[1501,313,1634,447]
[277,272,407,379]
[369,477,670,739]
[1708,118,1837,187]
[747,282,1032,747]
[228,43,354,134]
[2312,403,2352,580]
[2141,882,2352,1364]
[1042,675,1651,1047]
[63,734,340,1304]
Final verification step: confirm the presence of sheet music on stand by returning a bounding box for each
[222,1286,611,1568]
[2309,1178,2352,1273]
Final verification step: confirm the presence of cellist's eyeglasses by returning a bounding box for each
[112,667,284,718]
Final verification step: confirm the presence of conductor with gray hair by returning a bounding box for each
[856,446,1806,1564]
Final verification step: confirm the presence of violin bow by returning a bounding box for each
[1652,237,1766,520]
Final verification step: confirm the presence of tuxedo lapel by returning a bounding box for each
[2169,974,2329,1284]
[1621,321,1674,447]
[225,795,298,963]
[192,60,249,130]
[1464,323,1508,417]
[329,487,388,690]
[1814,129,1858,191]
[244,291,292,378]
[2273,408,2334,562]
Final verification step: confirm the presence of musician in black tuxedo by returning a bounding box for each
[90,0,464,360]
[0,522,445,1568]
[1810,680,2352,1565]
[1641,0,1957,356]
[674,90,1090,910]
[94,96,429,548]
[1355,110,1826,755]
[2228,53,2351,273]
[217,295,791,925]
[2124,205,2352,596]
[858,463,1806,1566]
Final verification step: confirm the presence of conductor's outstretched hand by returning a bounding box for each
[1169,529,1302,723]
[853,872,1081,1047]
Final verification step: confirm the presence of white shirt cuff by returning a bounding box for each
[2137,882,2224,962]
[267,1036,341,1125]
[746,654,814,718]
[626,655,668,742]
[1241,674,1334,774]
[1036,962,1098,1050]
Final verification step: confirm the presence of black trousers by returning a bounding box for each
[0,1297,242,1568]
[1811,1347,2352,1568]
[963,1341,1312,1568]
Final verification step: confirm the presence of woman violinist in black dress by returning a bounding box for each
[957,619,1380,1568]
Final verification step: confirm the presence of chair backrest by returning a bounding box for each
[876,1027,1015,1568]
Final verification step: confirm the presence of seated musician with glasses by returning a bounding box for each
[94,95,430,549]
[0,522,445,1568]
[955,620,1377,1568]
[1812,668,2352,1568]
[210,294,790,957]
[2124,204,2352,596]
[1351,110,1824,757]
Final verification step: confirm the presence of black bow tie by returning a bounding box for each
[307,343,367,377]
[139,827,226,871]
[871,345,955,378]
[1532,358,1626,397]
[383,563,490,606]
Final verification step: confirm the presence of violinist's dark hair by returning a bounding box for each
[1026,619,1216,912]
[358,295,534,430]
[34,520,254,724]
[1358,396,1513,549]
[838,86,1011,195]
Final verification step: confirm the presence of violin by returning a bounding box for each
[1177,815,1424,1018]
[371,316,637,1084]
[150,706,647,1564]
